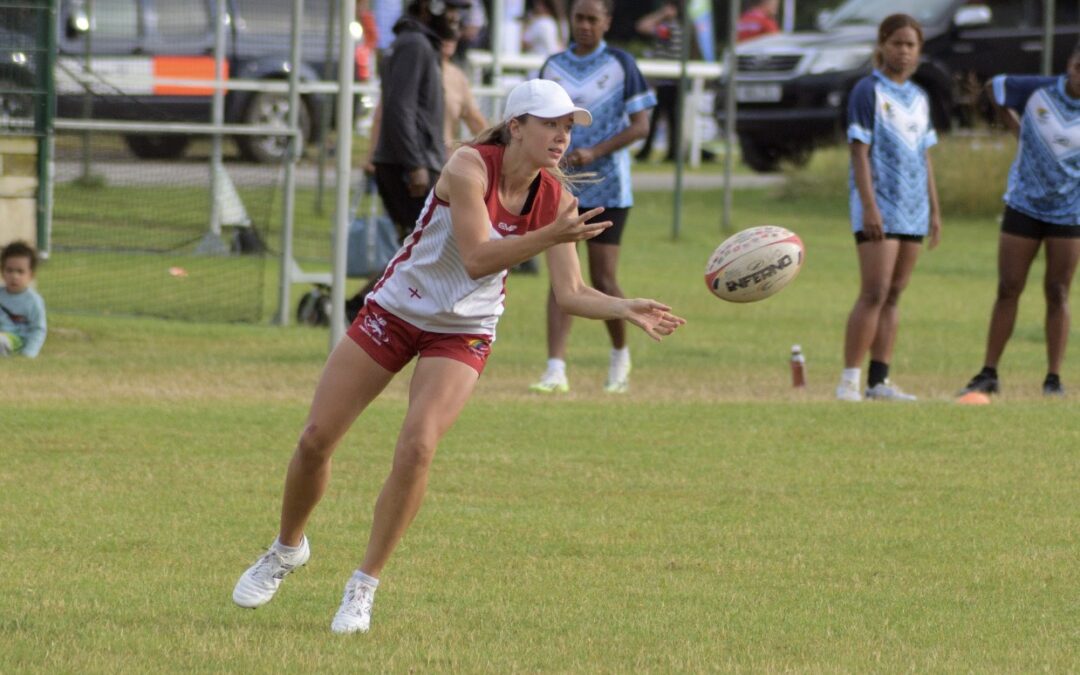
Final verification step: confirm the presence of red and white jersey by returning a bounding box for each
[368,144,563,337]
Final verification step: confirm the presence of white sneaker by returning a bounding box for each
[865,380,917,401]
[529,369,569,393]
[330,576,377,634]
[835,378,862,402]
[232,537,310,609]
[604,355,631,394]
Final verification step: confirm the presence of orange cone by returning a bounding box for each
[957,391,991,405]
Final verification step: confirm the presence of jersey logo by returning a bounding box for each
[495,221,519,234]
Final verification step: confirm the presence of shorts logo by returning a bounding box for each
[361,312,390,344]
[466,338,490,357]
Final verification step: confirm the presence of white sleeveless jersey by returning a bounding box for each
[368,144,563,337]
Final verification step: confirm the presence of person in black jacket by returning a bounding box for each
[348,0,471,316]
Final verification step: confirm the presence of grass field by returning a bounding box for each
[5,166,1080,671]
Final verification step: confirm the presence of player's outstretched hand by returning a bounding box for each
[549,198,611,244]
[620,299,686,341]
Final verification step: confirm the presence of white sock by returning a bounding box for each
[273,536,306,559]
[610,347,630,366]
[841,367,861,384]
[352,570,379,588]
[546,358,566,375]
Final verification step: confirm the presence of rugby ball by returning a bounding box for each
[704,226,804,303]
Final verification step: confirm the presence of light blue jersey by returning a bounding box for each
[540,42,656,208]
[0,286,46,357]
[847,70,938,236]
[992,75,1080,226]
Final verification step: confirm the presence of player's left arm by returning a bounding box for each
[547,193,685,341]
[925,152,942,250]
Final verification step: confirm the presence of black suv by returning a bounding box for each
[46,0,342,162]
[721,0,1080,171]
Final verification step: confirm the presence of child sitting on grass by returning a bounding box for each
[0,240,47,358]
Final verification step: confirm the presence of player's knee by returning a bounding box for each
[296,423,336,463]
[1044,281,1070,308]
[997,278,1026,301]
[859,285,889,307]
[393,434,438,474]
[884,284,907,307]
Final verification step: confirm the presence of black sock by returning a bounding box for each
[1045,373,1060,385]
[867,360,889,388]
[980,366,998,379]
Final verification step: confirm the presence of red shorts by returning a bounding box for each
[346,301,493,375]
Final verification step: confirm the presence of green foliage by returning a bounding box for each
[5,187,1078,671]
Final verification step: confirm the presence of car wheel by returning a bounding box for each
[738,135,784,173]
[237,91,310,164]
[124,134,190,159]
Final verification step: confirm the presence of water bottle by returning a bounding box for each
[790,345,806,388]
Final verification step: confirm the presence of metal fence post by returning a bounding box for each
[274,0,305,326]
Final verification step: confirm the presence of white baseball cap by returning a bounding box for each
[503,79,592,127]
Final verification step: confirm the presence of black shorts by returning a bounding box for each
[1001,206,1080,240]
[584,206,630,246]
[854,231,924,245]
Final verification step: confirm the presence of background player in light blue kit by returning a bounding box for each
[835,14,942,403]
[960,43,1080,397]
[0,241,47,358]
[531,0,657,395]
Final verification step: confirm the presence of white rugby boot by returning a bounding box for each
[835,377,862,402]
[529,368,569,393]
[865,379,917,401]
[330,575,378,634]
[604,349,631,394]
[232,537,310,609]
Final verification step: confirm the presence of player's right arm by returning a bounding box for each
[846,78,883,240]
[850,142,883,240]
[444,153,610,279]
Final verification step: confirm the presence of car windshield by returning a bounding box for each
[821,0,953,29]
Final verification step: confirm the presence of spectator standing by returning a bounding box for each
[531,0,657,394]
[959,43,1080,398]
[835,14,942,402]
[736,0,780,43]
[363,37,486,173]
[635,1,687,162]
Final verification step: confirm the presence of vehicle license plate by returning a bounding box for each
[735,84,783,102]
